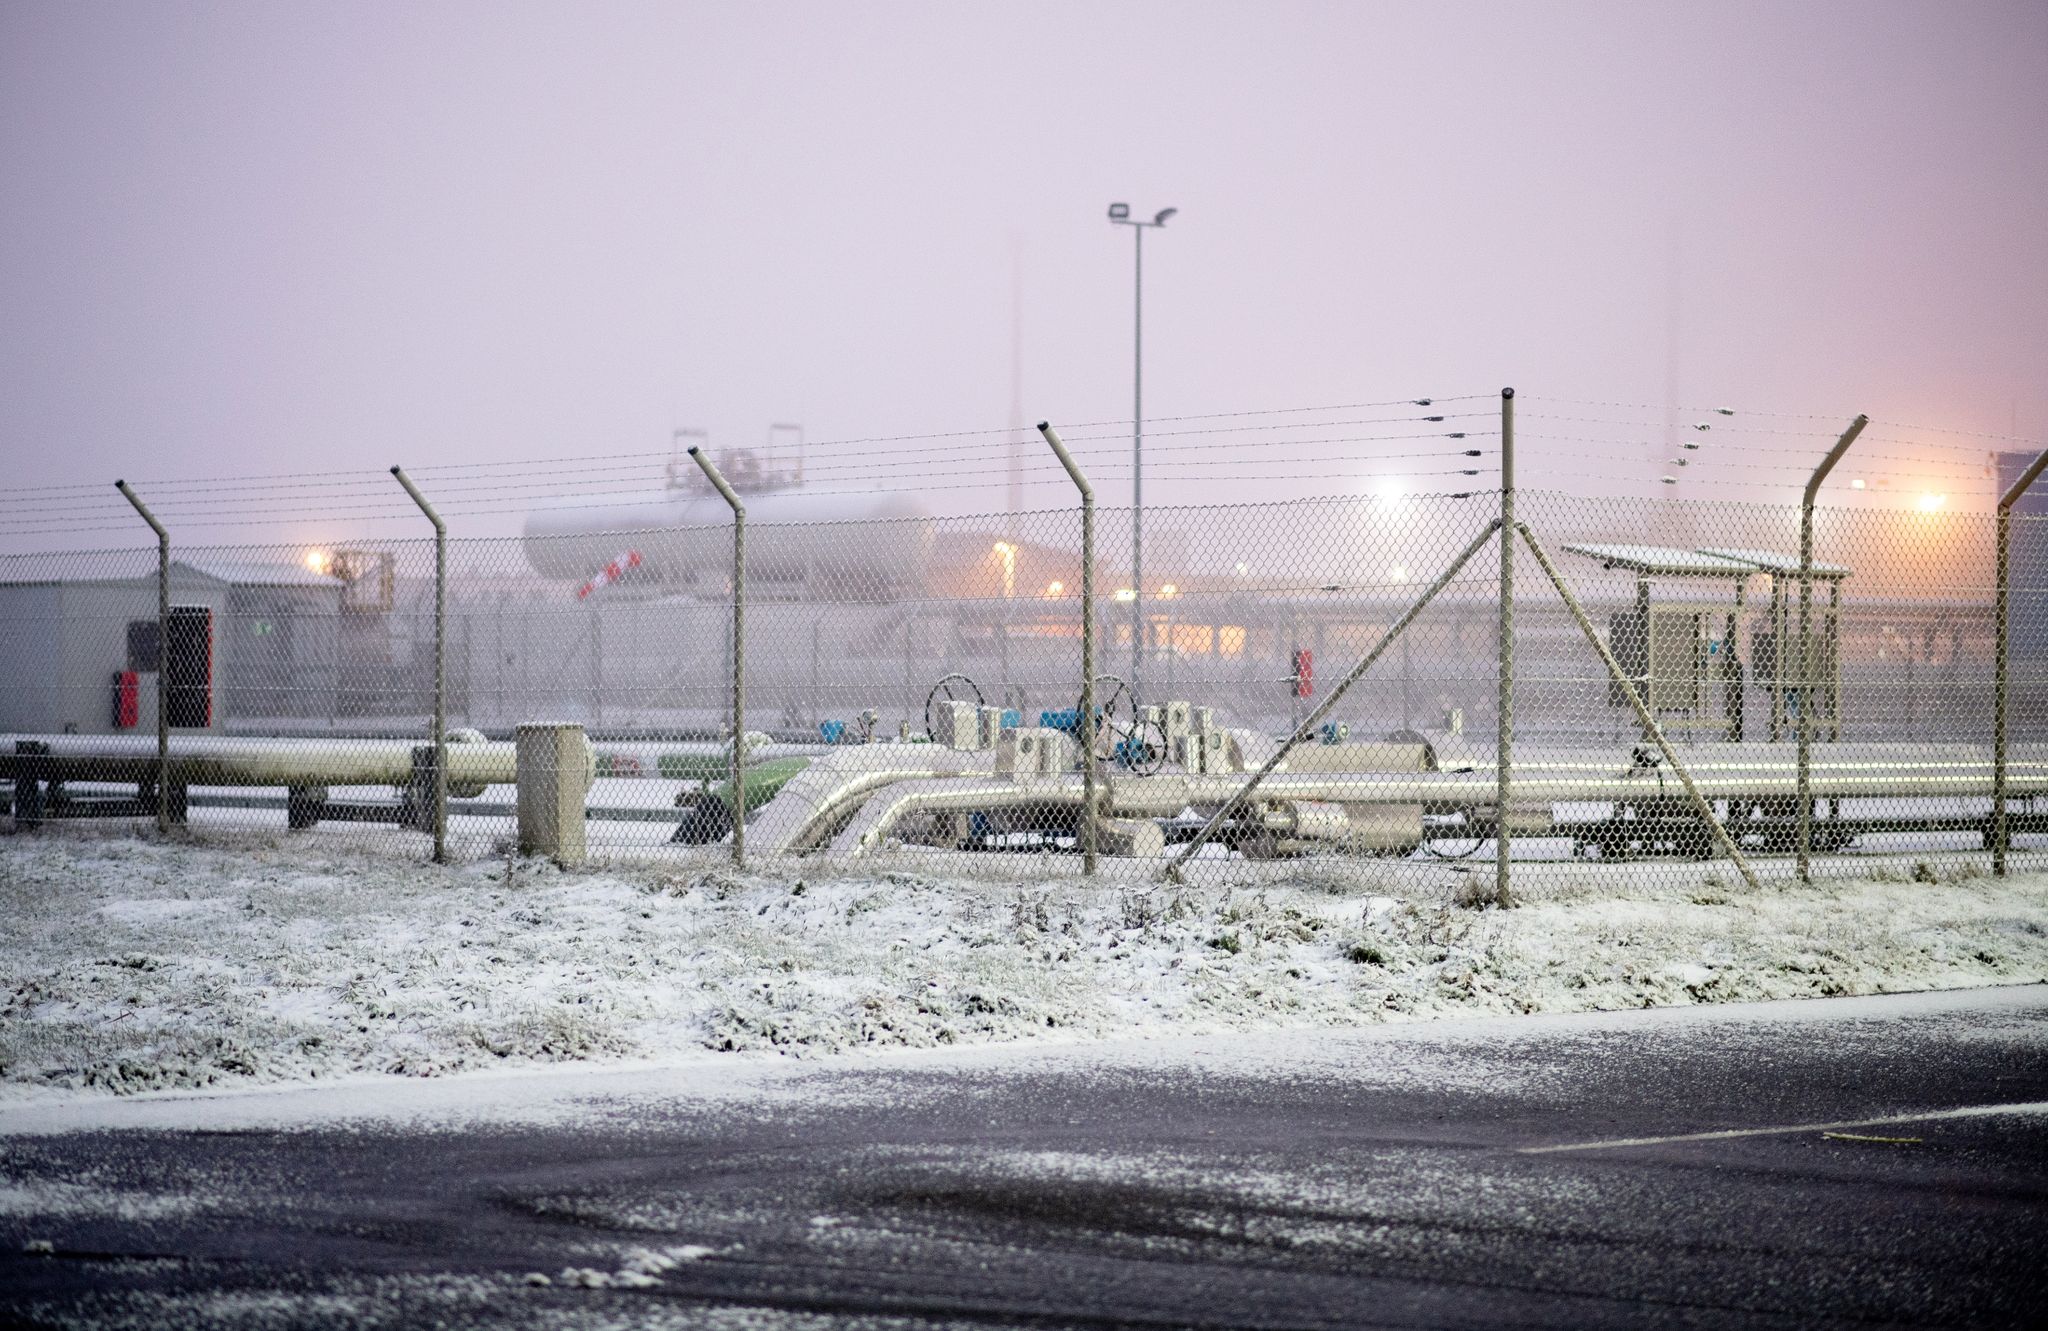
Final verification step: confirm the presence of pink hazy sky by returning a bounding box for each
[2,0,2043,546]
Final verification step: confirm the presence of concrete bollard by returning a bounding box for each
[517,724,595,867]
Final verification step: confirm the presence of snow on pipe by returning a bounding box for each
[744,746,1000,854]
[824,763,2048,861]
[0,734,829,790]
[2,733,527,789]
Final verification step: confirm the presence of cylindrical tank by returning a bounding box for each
[522,488,937,592]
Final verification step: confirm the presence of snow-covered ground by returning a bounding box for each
[1,828,2044,1102]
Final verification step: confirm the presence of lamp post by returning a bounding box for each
[1107,201,1176,700]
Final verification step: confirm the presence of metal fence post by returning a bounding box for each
[1796,415,1868,881]
[390,467,448,864]
[1995,447,2048,875]
[113,481,169,836]
[1496,387,1515,906]
[1039,421,1097,874]
[690,446,747,870]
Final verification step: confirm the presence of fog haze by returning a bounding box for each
[3,1,2044,544]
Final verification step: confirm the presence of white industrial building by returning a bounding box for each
[0,556,342,736]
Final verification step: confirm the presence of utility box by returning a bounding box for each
[995,726,1075,777]
[517,723,595,866]
[933,699,991,752]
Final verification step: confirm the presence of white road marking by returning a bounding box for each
[1519,1100,2048,1154]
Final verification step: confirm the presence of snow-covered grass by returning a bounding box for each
[1,827,2043,1101]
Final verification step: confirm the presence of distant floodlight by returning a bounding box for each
[1108,202,1130,220]
[1153,207,1177,225]
[1850,477,1866,490]
[1918,491,1946,513]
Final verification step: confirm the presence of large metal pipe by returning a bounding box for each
[1797,415,1868,880]
[391,466,447,863]
[1995,445,2048,875]
[0,734,527,788]
[825,761,2048,861]
[113,480,168,835]
[744,746,999,854]
[1039,421,1097,873]
[689,446,747,869]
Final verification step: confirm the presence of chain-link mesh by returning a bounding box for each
[3,408,2044,897]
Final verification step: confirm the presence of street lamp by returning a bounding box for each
[1107,202,1176,698]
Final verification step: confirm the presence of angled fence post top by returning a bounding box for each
[113,481,167,540]
[389,466,445,532]
[1037,421,1093,499]
[1803,415,1870,505]
[2000,449,2048,512]
[689,446,746,515]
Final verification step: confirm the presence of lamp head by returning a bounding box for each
[1107,202,1130,221]
[1153,207,1177,225]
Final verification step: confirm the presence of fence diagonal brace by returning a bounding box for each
[1164,518,1503,883]
[1515,521,1761,892]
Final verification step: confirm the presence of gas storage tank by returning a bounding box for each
[522,486,937,595]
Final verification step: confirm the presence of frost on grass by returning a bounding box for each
[1,830,2044,1098]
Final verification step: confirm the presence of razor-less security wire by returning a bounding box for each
[1,395,2043,898]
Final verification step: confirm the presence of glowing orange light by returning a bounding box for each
[1044,580,1064,596]
[1917,492,1946,513]
[1157,583,1178,599]
[304,550,330,574]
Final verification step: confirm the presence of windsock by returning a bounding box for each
[577,549,642,600]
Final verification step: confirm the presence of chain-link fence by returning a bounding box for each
[3,396,2045,895]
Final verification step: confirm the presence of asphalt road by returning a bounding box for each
[2,987,2045,1329]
